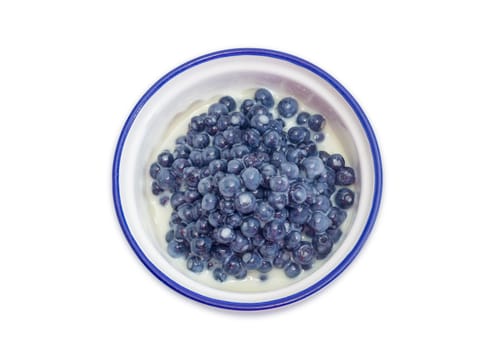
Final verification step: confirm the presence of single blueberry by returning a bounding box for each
[184,190,201,203]
[234,192,257,214]
[287,126,310,144]
[167,240,188,258]
[326,154,345,170]
[213,133,229,149]
[254,88,275,108]
[259,163,277,185]
[170,191,186,209]
[286,148,308,164]
[242,251,264,270]
[247,104,269,119]
[271,151,287,167]
[230,144,250,158]
[311,195,332,213]
[273,250,292,268]
[277,97,299,118]
[189,149,204,167]
[214,226,236,244]
[274,209,289,222]
[201,146,220,164]
[326,228,343,244]
[151,181,164,195]
[318,150,330,164]
[269,118,285,132]
[190,237,213,258]
[335,167,356,186]
[197,176,214,195]
[312,234,334,259]
[284,230,302,250]
[241,217,261,238]
[289,205,312,225]
[313,133,325,143]
[252,233,266,248]
[191,132,210,148]
[223,127,242,146]
[219,96,236,112]
[208,159,227,175]
[219,198,235,214]
[189,115,206,132]
[182,166,201,188]
[149,162,161,179]
[211,244,233,262]
[208,211,224,228]
[223,255,245,276]
[308,114,326,132]
[284,262,301,278]
[230,233,252,254]
[213,267,227,282]
[243,152,269,168]
[165,229,174,243]
[242,128,261,149]
[334,188,355,209]
[220,148,233,160]
[302,156,325,179]
[156,168,176,191]
[250,113,272,134]
[157,150,174,167]
[258,260,273,273]
[267,191,288,210]
[240,99,256,115]
[299,141,318,157]
[289,183,307,204]
[255,201,275,223]
[225,213,243,228]
[328,207,347,228]
[227,159,245,174]
[218,174,241,198]
[216,115,231,131]
[293,242,316,265]
[201,193,218,211]
[241,167,263,191]
[259,241,280,260]
[195,217,211,235]
[308,211,332,232]
[296,112,310,125]
[208,102,228,117]
[263,130,282,151]
[280,162,300,180]
[263,220,287,242]
[173,145,191,159]
[229,111,248,128]
[269,175,290,192]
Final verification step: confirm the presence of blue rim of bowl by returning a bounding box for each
[112,48,383,311]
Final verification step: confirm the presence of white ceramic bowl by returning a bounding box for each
[112,48,382,310]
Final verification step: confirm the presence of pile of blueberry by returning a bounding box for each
[149,88,356,282]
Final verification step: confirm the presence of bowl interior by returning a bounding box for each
[116,53,376,305]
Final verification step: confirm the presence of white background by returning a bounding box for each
[1,1,499,349]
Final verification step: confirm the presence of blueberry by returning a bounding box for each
[218,174,241,198]
[191,132,210,148]
[277,97,299,118]
[223,255,245,276]
[308,114,326,132]
[230,144,250,158]
[213,267,227,282]
[240,99,255,115]
[269,118,285,132]
[230,111,249,128]
[197,177,214,195]
[213,133,229,149]
[182,167,201,188]
[243,128,261,149]
[242,251,263,270]
[255,201,275,223]
[214,227,236,244]
[318,150,330,164]
[252,233,266,248]
[273,250,292,268]
[201,146,220,164]
[273,209,289,222]
[293,242,315,265]
[208,102,228,117]
[326,154,345,170]
[195,217,211,235]
[190,237,212,258]
[328,207,347,228]
[258,260,273,273]
[286,148,308,164]
[263,130,282,151]
[227,159,244,174]
[211,244,233,262]
[271,151,287,167]
[269,175,290,192]
[335,167,356,186]
[254,88,274,108]
[284,231,302,250]
[208,159,227,175]
[189,116,206,132]
[220,149,233,160]
[174,145,191,159]
[296,112,310,125]
[314,180,330,195]
[326,228,343,243]
[230,233,252,254]
[157,150,174,167]
[223,127,242,145]
[208,211,224,228]
[201,193,218,211]
[311,195,332,213]
[243,152,269,168]
[334,188,355,209]
[308,211,332,232]
[149,162,161,179]
[302,156,325,179]
[225,213,243,228]
[216,115,231,131]
[289,205,311,225]
[263,220,287,242]
[219,96,236,112]
[259,241,280,260]
[312,234,333,259]
[165,229,174,243]
[167,240,188,258]
[189,149,204,167]
[260,163,277,184]
[170,191,186,209]
[289,183,307,204]
[287,126,310,144]
[250,113,272,134]
[284,262,301,278]
[299,140,318,157]
[280,162,299,180]
[151,181,164,195]
[247,104,269,119]
[219,198,235,214]
[241,217,261,238]
[156,168,176,191]
[184,190,201,203]
[267,192,288,210]
[241,167,263,191]
[234,192,257,214]
[313,133,325,143]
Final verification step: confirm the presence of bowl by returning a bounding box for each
[112,48,382,310]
